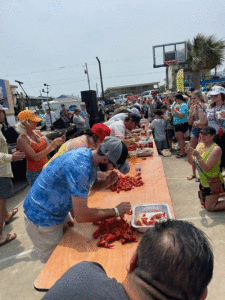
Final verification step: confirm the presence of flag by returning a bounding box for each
[176,69,184,92]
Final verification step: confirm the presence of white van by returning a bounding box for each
[140,90,158,100]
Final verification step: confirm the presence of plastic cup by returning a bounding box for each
[130,151,137,164]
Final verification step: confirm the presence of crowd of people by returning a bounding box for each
[1,84,225,299]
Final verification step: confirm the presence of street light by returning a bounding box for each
[96,57,105,103]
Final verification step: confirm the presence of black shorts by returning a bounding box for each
[174,123,189,133]
[199,183,225,196]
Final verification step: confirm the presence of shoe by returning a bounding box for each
[176,153,187,158]
[187,175,196,181]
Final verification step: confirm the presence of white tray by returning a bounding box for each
[131,203,173,233]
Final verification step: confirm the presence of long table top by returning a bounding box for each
[34,141,175,290]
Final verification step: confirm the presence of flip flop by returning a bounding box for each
[187,175,196,181]
[0,233,17,247]
[5,208,19,225]
[176,153,187,158]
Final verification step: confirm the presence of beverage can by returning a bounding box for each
[135,163,141,175]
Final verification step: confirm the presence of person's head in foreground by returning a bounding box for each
[200,126,216,144]
[16,110,42,134]
[96,136,129,174]
[175,93,185,104]
[43,220,213,300]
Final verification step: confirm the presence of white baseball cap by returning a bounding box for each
[208,86,225,96]
[0,104,8,111]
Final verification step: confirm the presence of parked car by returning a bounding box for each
[140,90,159,100]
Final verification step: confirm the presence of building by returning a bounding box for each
[106,82,160,98]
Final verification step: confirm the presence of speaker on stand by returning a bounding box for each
[81,90,100,127]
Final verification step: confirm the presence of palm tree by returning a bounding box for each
[187,34,225,89]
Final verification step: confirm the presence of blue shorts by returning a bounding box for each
[190,127,201,139]
[166,129,174,139]
[155,139,168,150]
[26,170,42,186]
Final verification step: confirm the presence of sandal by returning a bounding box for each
[5,208,18,225]
[187,175,196,181]
[0,233,17,247]
[176,153,187,158]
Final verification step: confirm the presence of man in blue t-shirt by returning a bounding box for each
[42,220,213,300]
[24,136,131,263]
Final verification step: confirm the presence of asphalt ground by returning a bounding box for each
[0,153,225,300]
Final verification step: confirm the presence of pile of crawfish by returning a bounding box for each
[93,217,137,249]
[110,175,144,193]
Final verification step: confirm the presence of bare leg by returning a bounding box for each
[176,131,185,155]
[0,198,17,245]
[205,194,225,212]
[188,137,198,179]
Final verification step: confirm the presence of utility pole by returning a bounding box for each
[96,83,98,98]
[96,57,105,102]
[84,63,91,90]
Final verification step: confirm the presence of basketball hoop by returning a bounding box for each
[165,60,178,66]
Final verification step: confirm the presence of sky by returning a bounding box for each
[1,0,225,98]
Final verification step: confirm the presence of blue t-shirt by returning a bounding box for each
[23,148,97,226]
[173,102,188,125]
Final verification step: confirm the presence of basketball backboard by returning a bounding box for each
[153,41,188,68]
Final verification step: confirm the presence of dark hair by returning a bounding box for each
[161,105,168,110]
[134,220,213,300]
[175,93,184,101]
[189,87,195,92]
[70,128,98,142]
[210,93,225,107]
[154,109,163,116]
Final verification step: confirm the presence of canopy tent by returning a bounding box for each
[42,95,81,115]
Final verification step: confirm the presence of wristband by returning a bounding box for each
[114,207,120,217]
[131,138,135,142]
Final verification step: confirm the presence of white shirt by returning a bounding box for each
[105,113,128,126]
[0,125,13,177]
[43,112,58,126]
[109,120,126,138]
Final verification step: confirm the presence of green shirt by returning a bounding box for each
[196,142,224,187]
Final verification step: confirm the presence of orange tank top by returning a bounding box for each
[26,131,48,172]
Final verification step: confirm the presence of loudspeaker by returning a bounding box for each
[53,117,70,129]
[81,90,100,125]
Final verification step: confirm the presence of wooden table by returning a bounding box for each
[34,142,175,290]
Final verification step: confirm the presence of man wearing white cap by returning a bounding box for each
[0,105,25,247]
[23,136,131,262]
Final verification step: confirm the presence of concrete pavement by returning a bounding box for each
[0,154,225,300]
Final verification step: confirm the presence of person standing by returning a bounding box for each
[43,109,58,130]
[206,85,225,171]
[80,102,90,129]
[98,104,105,123]
[60,104,71,122]
[149,109,167,153]
[0,105,25,247]
[172,93,189,158]
[16,110,65,186]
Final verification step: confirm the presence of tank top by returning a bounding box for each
[195,142,224,187]
[26,131,48,172]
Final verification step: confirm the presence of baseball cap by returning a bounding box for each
[200,126,216,135]
[0,104,8,111]
[128,113,141,128]
[18,110,42,123]
[99,136,130,174]
[208,86,225,96]
[91,123,111,142]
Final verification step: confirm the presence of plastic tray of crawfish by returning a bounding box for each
[131,203,173,233]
